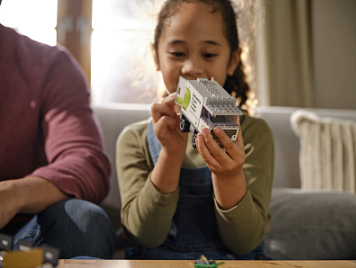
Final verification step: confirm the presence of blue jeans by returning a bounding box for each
[2,199,117,259]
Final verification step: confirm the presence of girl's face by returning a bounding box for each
[152,1,240,94]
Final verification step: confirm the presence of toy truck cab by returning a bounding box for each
[175,76,243,148]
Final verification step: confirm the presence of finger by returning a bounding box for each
[151,103,175,123]
[212,127,240,159]
[161,93,182,115]
[153,116,177,137]
[161,92,177,105]
[232,115,238,123]
[236,116,245,149]
[169,94,182,114]
[201,128,232,164]
[196,134,222,168]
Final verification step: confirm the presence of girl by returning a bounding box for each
[116,0,274,260]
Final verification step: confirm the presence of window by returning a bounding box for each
[0,0,161,105]
[91,0,160,105]
[0,0,57,46]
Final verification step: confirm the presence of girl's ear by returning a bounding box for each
[227,48,241,76]
[150,43,160,71]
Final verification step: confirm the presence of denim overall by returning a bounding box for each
[125,120,269,260]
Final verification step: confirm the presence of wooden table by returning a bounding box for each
[58,259,356,268]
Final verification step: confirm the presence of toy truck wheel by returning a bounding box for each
[192,132,198,149]
[180,118,190,132]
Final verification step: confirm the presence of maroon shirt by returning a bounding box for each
[0,24,111,205]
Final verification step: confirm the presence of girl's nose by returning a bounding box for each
[181,58,203,77]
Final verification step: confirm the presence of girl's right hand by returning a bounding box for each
[150,93,187,194]
[151,93,188,156]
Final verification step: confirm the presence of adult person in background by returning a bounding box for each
[0,1,116,259]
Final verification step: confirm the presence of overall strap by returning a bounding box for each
[147,119,161,165]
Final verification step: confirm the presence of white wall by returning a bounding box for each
[312,0,356,109]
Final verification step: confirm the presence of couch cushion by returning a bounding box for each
[93,104,151,230]
[265,188,356,260]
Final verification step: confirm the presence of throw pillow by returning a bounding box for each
[290,110,356,193]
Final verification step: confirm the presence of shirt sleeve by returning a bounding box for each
[116,122,180,248]
[30,47,111,204]
[214,116,274,255]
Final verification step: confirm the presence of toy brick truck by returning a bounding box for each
[175,76,243,148]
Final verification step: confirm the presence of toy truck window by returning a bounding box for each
[202,108,239,127]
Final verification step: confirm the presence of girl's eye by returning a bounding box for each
[203,53,217,59]
[170,52,186,58]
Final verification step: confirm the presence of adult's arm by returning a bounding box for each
[116,122,179,248]
[0,176,68,229]
[214,117,274,255]
[30,47,111,204]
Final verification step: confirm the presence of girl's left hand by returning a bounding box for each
[195,119,245,180]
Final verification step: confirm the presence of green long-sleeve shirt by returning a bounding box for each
[116,115,274,255]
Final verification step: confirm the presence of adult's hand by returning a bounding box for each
[0,180,22,229]
[0,176,69,229]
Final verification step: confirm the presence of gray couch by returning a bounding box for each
[94,104,356,260]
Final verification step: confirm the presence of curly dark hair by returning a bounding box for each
[153,0,250,113]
